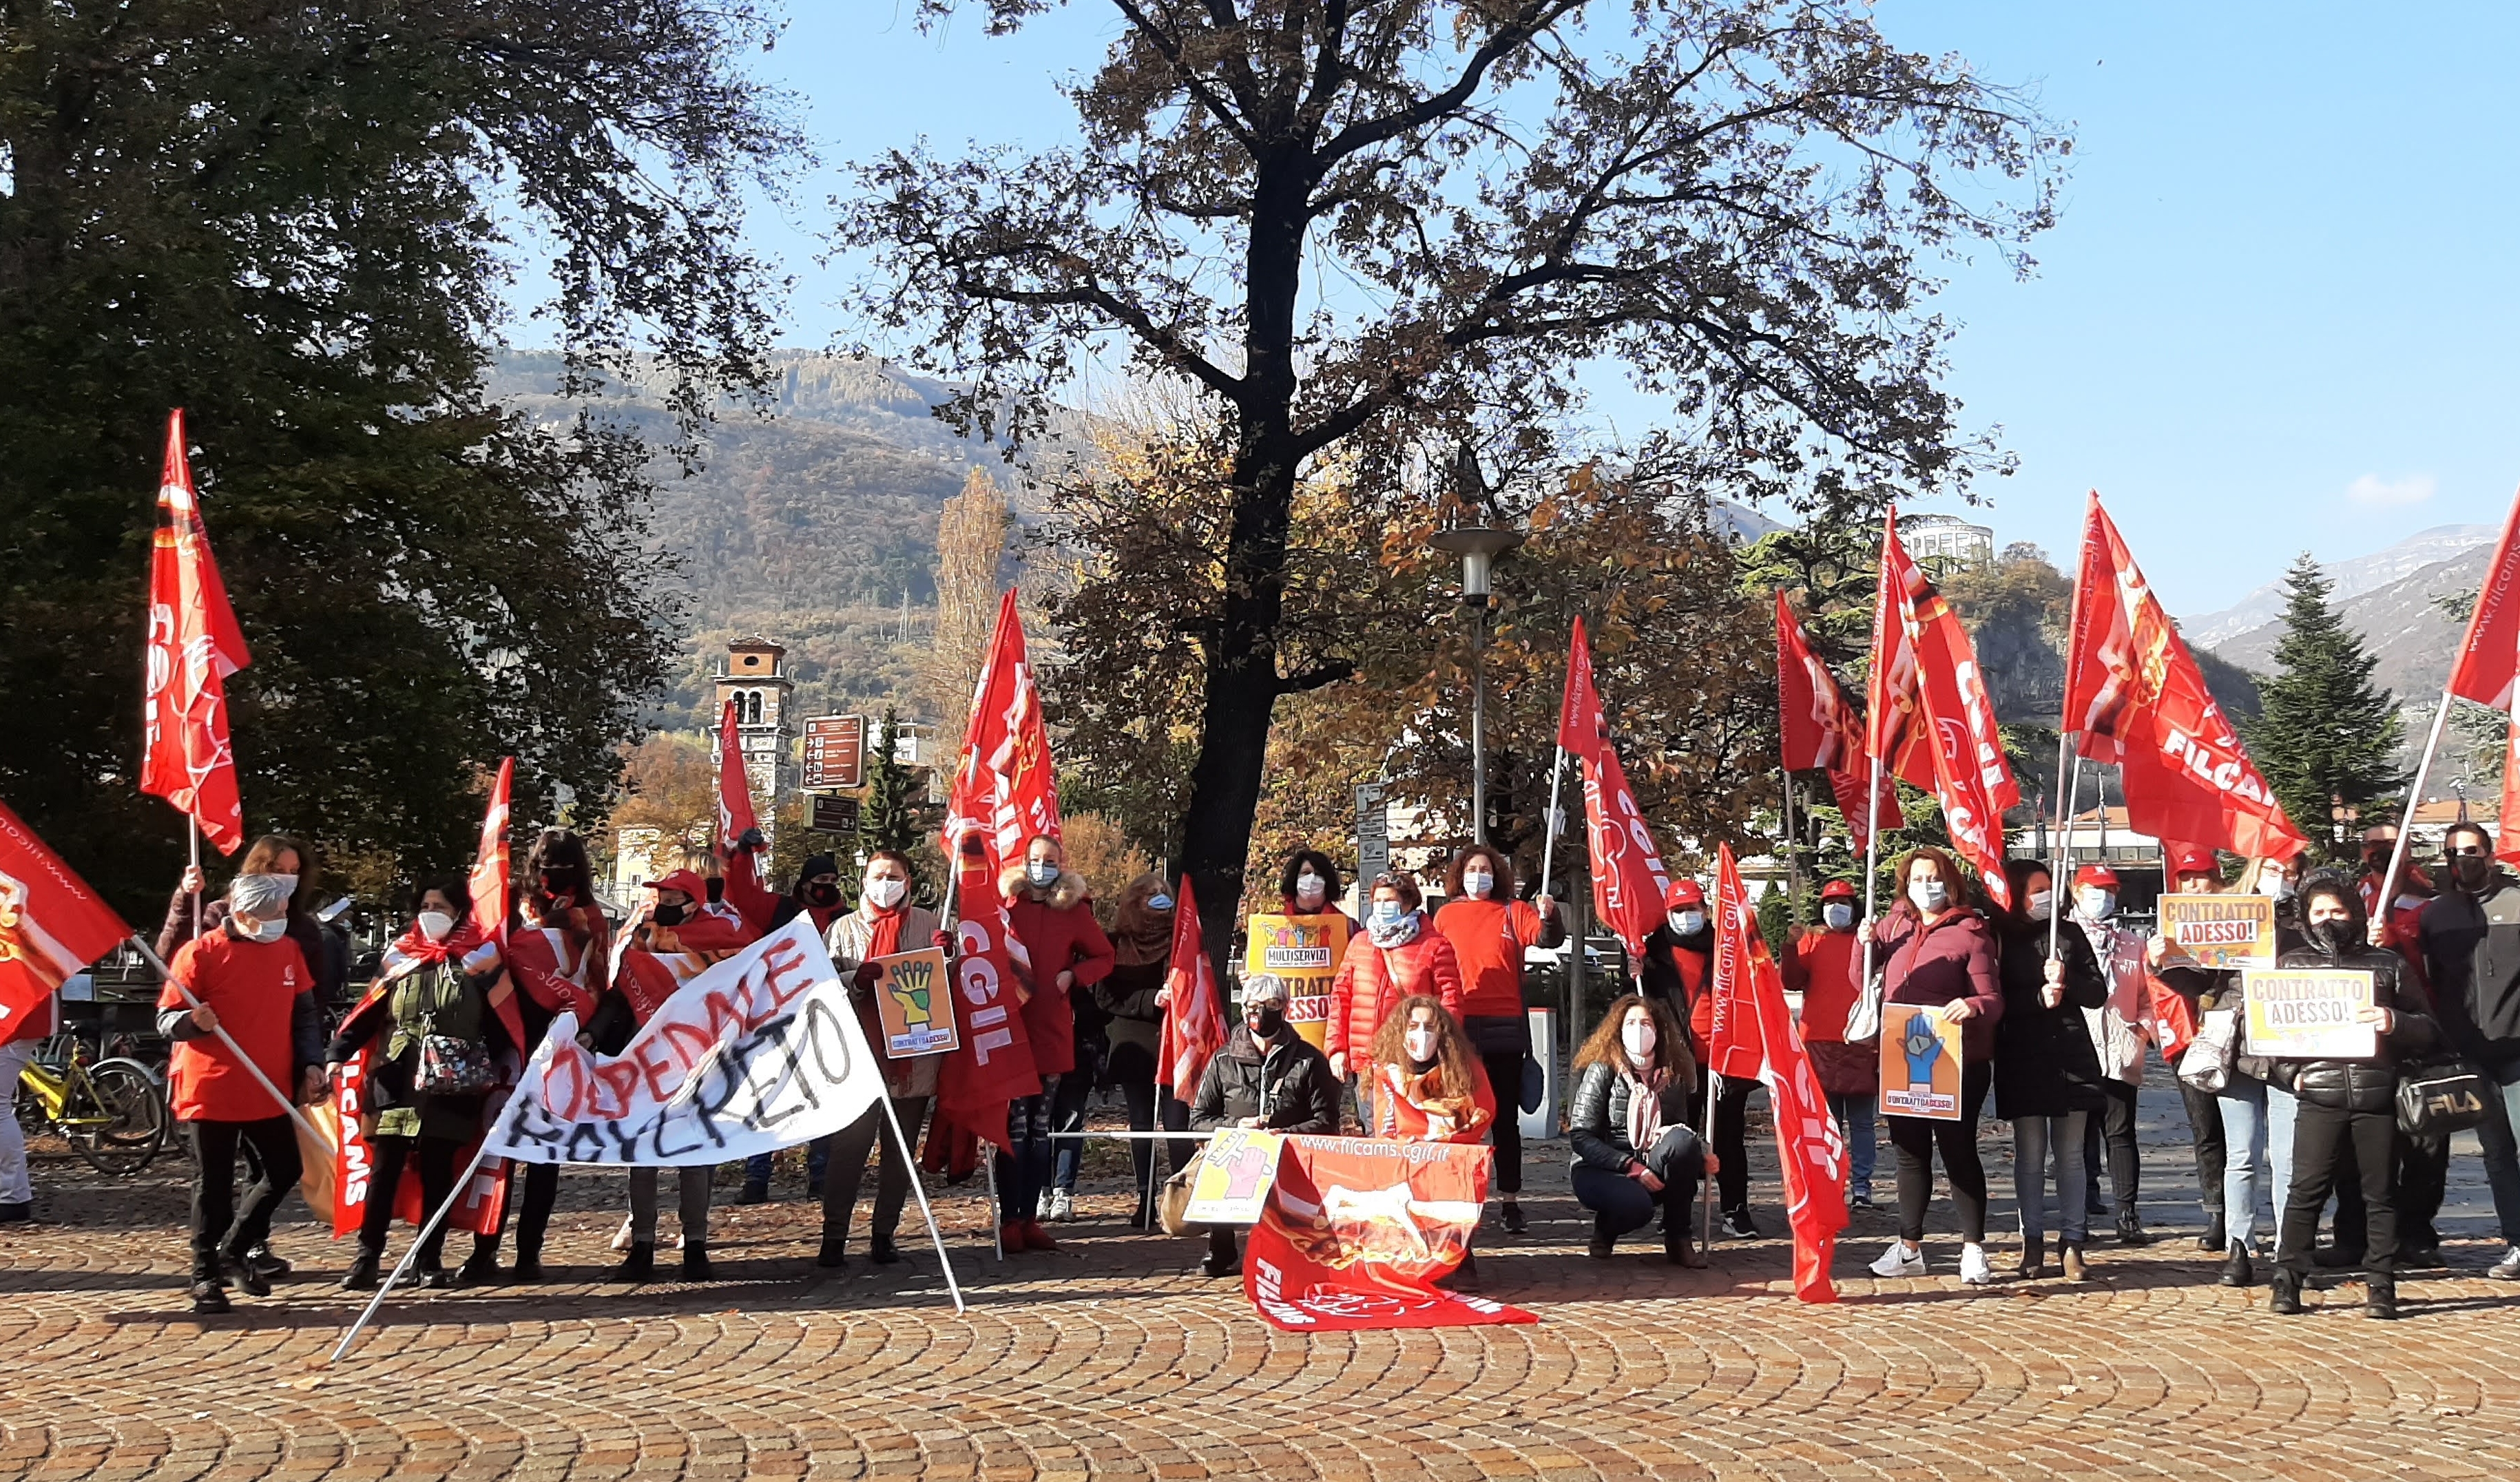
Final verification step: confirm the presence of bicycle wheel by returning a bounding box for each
[66,1059,171,1176]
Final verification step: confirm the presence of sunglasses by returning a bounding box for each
[2449,845,2490,859]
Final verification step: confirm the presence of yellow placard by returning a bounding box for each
[1183,1127,1285,1224]
[1879,1004,1966,1121]
[871,946,957,1057]
[2160,895,2278,970]
[1245,912,1351,1050]
[2242,969,2375,1059]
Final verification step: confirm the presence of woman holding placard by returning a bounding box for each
[816,849,950,1268]
[1992,859,2108,1281]
[2264,873,2441,1319]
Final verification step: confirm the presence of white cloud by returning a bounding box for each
[2345,472,2437,508]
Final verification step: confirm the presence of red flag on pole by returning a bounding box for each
[1711,844,1849,1302]
[1555,617,1674,955]
[1865,510,1935,792]
[2499,716,2520,870]
[1877,519,2021,909]
[0,799,134,1034]
[467,758,526,1052]
[140,410,251,855]
[1776,591,1884,851]
[2448,488,2520,709]
[1158,876,1228,1102]
[714,698,781,932]
[2063,494,2307,860]
[937,835,1041,1154]
[942,589,1063,876]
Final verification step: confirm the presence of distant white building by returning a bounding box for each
[1903,513,1996,569]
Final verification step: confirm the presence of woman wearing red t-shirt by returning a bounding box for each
[1430,844,1558,1233]
[1784,878,1877,1207]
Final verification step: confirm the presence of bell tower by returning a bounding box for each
[713,637,795,830]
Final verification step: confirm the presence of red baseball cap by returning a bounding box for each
[2168,846,2218,879]
[1819,879,1858,902]
[2073,864,2120,891]
[652,869,709,901]
[1665,879,1706,909]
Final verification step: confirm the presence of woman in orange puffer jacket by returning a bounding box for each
[1326,874,1464,1132]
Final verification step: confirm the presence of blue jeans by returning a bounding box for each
[1828,1092,1877,1198]
[2267,1081,2297,1218]
[2013,1111,2090,1244]
[2216,1077,2270,1248]
[1049,1069,1094,1193]
[2474,1063,2520,1244]
[742,1138,831,1189]
[995,1077,1060,1225]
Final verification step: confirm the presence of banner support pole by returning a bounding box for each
[1858,754,1884,992]
[1700,1056,1718,1251]
[187,819,202,943]
[327,1132,502,1366]
[2377,688,2457,917]
[984,1154,1003,1261]
[881,1096,965,1315]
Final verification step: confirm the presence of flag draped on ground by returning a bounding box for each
[943,589,1061,875]
[1158,876,1227,1103]
[1774,591,1882,851]
[1707,846,1849,1302]
[2063,493,2305,861]
[0,800,132,1032]
[140,410,251,855]
[1242,1136,1534,1331]
[1556,616,1674,954]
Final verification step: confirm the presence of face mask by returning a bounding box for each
[1371,901,1405,928]
[1462,869,1493,899]
[1910,879,1948,912]
[2362,844,2392,871]
[262,873,299,903]
[1249,1006,1287,1039]
[2453,855,2492,890]
[1621,1023,1656,1065]
[1671,910,1705,937]
[803,881,841,908]
[1026,861,1061,890]
[1148,893,1174,912]
[653,901,687,928]
[864,877,907,910]
[2026,890,2053,923]
[1295,873,1326,906]
[2309,917,2353,952]
[2079,888,2115,921]
[416,910,454,942]
[1823,903,1855,931]
[1404,1027,1439,1065]
[2260,875,2295,900]
[240,916,288,944]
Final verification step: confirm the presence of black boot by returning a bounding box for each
[455,1246,502,1288]
[1501,1199,1528,1235]
[1589,1213,1616,1260]
[222,1247,271,1298]
[339,1251,381,1292]
[817,1235,848,1269]
[682,1243,714,1282]
[2197,1213,2225,1252]
[870,1235,905,1265]
[2116,1211,2151,1246]
[2016,1233,2047,1280]
[2365,1276,2399,1321]
[2219,1240,2254,1288]
[511,1248,545,1284]
[613,1242,655,1283]
[189,1277,231,1315]
[2270,1269,2303,1315]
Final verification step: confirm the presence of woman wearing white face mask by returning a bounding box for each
[997,835,1116,1249]
[1568,994,1709,1264]
[1431,844,1559,1233]
[326,883,506,1291]
[1365,996,1495,1144]
[815,850,952,1267]
[1646,878,1762,1239]
[1786,879,1877,1207]
[2068,864,2151,1246]
[1326,875,1465,1131]
[1992,859,2108,1280]
[1090,873,1193,1228]
[1277,849,1359,934]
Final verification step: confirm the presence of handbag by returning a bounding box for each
[415,1033,499,1096]
[1842,970,1884,1045]
[2396,1060,2492,1138]
[2176,1008,2239,1094]
[1156,1165,1207,1236]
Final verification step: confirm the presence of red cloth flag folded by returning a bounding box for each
[1158,877,1228,1103]
[1878,517,2021,908]
[467,757,527,1054]
[943,589,1063,877]
[715,699,781,932]
[2448,488,2520,709]
[0,798,134,1034]
[1555,616,1675,954]
[936,835,1040,1154]
[2064,494,2306,861]
[1711,844,1850,1302]
[1243,1136,1535,1330]
[140,410,251,855]
[1776,591,1885,851]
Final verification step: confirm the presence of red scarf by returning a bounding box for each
[391,917,486,967]
[865,903,907,962]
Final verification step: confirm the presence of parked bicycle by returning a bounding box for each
[12,1033,169,1176]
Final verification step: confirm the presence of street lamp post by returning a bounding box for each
[1430,447,1523,848]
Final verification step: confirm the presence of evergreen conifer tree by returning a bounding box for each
[2245,554,2404,858]
[865,706,919,858]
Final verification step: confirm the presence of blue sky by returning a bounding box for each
[647,1,2520,616]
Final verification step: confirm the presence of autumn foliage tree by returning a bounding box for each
[843,0,2066,947]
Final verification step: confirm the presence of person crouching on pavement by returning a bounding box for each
[1569,992,1711,1266]
[1188,975,1340,1277]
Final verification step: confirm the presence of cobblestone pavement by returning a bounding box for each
[6,1078,2519,1481]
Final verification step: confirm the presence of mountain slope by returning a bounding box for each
[2209,544,2484,702]
[2184,523,2495,650]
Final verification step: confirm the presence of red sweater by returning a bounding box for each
[1784,928,1865,1045]
[159,933,315,1123]
[1433,898,1551,1021]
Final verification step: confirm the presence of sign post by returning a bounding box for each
[803,715,867,790]
[811,794,862,837]
[1355,782,1389,888]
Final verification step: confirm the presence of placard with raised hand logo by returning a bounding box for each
[873,946,958,1056]
[1877,1005,1964,1120]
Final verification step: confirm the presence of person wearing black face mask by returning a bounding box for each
[742,854,853,1204]
[1188,976,1340,1277]
[2415,822,2520,1279]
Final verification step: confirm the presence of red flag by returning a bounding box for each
[711,698,782,934]
[1776,592,1884,850]
[0,799,134,1033]
[1158,876,1228,1102]
[2064,494,2307,861]
[1866,509,1935,791]
[140,410,251,855]
[466,758,527,1053]
[936,835,1040,1154]
[942,589,1061,875]
[1555,616,1674,954]
[1879,519,2021,909]
[1711,845,1850,1302]
[1243,1136,1535,1330]
[2501,716,2520,870]
[2448,487,2520,709]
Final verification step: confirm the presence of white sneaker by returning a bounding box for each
[1869,1240,1926,1277]
[1045,1188,1075,1222]
[1959,1242,1995,1286]
[2490,1245,2520,1280]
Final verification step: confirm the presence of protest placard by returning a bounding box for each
[1184,1127,1284,1224]
[871,946,957,1056]
[1245,912,1351,1050]
[2242,969,2376,1059]
[1877,1004,1966,1120]
[2160,895,2278,969]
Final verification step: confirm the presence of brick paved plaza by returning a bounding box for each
[6,1080,2518,1482]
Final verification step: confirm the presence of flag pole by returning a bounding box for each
[129,937,329,1151]
[2047,731,2074,958]
[881,1095,966,1314]
[1539,746,1568,895]
[327,1132,503,1365]
[187,819,202,942]
[1858,753,1884,992]
[1700,1050,1719,1251]
[2377,687,2457,919]
[1782,769,1802,915]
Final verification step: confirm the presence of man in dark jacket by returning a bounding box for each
[2415,822,2520,1279]
[1188,975,1340,1277]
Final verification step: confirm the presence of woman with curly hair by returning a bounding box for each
[1364,995,1495,1144]
[1566,993,1709,1265]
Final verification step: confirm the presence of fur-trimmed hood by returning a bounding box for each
[1001,860,1092,913]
